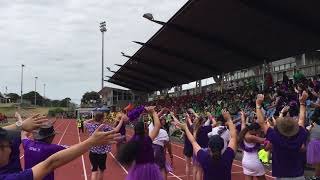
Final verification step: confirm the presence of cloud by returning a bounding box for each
[0,0,188,104]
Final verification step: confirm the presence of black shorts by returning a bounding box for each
[183,147,193,158]
[89,152,107,171]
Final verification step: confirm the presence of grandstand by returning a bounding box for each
[105,0,320,100]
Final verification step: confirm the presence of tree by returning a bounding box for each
[81,91,101,107]
[60,97,71,107]
[6,93,20,103]
[50,100,61,107]
[23,91,44,105]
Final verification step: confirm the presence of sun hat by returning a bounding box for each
[276,116,299,137]
[33,124,56,140]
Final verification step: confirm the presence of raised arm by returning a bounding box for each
[279,106,290,118]
[157,107,170,117]
[207,112,217,127]
[222,110,237,153]
[298,91,308,127]
[185,113,193,126]
[84,118,95,125]
[240,110,246,130]
[256,94,268,134]
[245,134,265,144]
[176,122,201,155]
[3,114,47,132]
[113,114,127,132]
[170,112,180,124]
[189,108,199,119]
[148,106,161,141]
[15,112,23,121]
[32,126,120,180]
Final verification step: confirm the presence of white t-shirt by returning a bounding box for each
[148,123,169,147]
[208,126,230,153]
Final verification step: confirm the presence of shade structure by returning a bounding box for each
[110,0,320,92]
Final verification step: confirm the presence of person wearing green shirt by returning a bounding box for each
[293,68,305,83]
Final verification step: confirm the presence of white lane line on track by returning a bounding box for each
[109,152,128,174]
[57,121,71,145]
[20,120,66,159]
[76,120,88,180]
[169,172,183,180]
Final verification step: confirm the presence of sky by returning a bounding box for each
[0,0,196,104]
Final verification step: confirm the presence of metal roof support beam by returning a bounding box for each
[105,79,147,92]
[107,74,162,90]
[116,70,172,88]
[133,41,221,73]
[121,54,194,80]
[115,64,176,86]
[147,19,262,61]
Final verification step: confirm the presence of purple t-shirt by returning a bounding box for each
[184,123,193,151]
[196,125,212,148]
[266,127,307,177]
[22,139,65,180]
[85,123,113,154]
[197,147,235,180]
[0,169,33,180]
[0,138,22,174]
[131,135,155,164]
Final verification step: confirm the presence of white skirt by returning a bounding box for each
[242,150,266,176]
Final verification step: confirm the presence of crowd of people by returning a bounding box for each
[1,72,320,180]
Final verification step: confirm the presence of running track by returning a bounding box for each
[19,119,275,180]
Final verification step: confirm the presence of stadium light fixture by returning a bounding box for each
[143,13,154,21]
[142,13,165,25]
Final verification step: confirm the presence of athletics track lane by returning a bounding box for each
[22,119,276,179]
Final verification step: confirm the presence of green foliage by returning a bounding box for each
[6,93,20,103]
[81,91,101,107]
[48,107,65,117]
[22,91,43,105]
[171,129,183,138]
[60,97,71,107]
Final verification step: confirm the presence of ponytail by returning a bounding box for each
[208,135,224,162]
[211,150,221,161]
[117,122,145,165]
[238,127,250,146]
[116,140,140,165]
[194,116,204,138]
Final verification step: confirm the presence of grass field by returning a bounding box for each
[0,104,67,117]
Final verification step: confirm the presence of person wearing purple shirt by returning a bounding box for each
[175,109,238,180]
[0,138,22,175]
[117,106,163,180]
[192,114,214,180]
[114,113,127,156]
[22,124,65,180]
[0,115,120,180]
[256,91,309,180]
[183,109,196,180]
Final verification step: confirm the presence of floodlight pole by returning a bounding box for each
[34,77,38,106]
[20,64,25,104]
[100,21,107,90]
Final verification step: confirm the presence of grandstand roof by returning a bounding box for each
[109,0,320,92]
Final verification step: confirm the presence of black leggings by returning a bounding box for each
[89,152,107,171]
